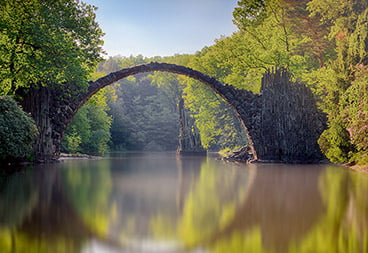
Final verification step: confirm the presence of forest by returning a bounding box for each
[0,0,367,166]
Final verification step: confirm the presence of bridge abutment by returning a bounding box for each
[256,69,326,162]
[222,69,326,163]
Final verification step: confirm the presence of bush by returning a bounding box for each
[0,96,38,162]
[318,119,354,163]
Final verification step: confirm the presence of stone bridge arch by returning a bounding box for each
[81,62,258,157]
[21,62,326,163]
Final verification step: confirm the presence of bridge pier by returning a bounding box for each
[20,86,58,162]
[20,85,79,162]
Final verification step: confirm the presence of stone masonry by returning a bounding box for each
[21,62,326,162]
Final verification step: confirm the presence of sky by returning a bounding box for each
[84,0,239,57]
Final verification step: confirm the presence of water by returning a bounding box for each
[0,152,367,253]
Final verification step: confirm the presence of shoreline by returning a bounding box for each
[59,153,102,160]
[348,164,368,173]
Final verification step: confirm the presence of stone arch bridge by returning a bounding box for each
[21,62,325,162]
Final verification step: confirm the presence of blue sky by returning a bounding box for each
[84,0,239,57]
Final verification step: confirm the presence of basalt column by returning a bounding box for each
[256,69,326,162]
[177,98,206,155]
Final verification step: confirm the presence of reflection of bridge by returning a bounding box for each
[21,63,325,162]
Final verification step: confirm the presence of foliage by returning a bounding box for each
[318,118,353,163]
[108,72,179,151]
[0,96,38,162]
[233,0,267,28]
[183,78,246,149]
[302,0,368,163]
[95,55,189,152]
[341,65,368,164]
[62,89,112,155]
[178,0,334,150]
[97,54,248,151]
[63,128,82,154]
[0,0,104,95]
[162,52,247,150]
[230,0,368,164]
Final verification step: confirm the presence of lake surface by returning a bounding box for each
[0,152,367,253]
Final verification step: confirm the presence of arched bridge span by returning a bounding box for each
[82,62,258,158]
[21,62,326,163]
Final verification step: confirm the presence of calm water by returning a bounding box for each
[0,152,367,253]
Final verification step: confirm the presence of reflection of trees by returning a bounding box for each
[0,169,38,229]
[110,154,205,243]
[151,162,368,253]
[175,163,322,252]
[287,167,368,253]
[177,158,252,247]
[209,165,325,253]
[61,159,113,236]
[0,160,114,253]
[3,158,365,253]
[149,157,253,249]
[209,166,368,253]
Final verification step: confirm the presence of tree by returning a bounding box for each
[0,0,104,95]
[0,96,38,162]
[62,89,112,155]
[96,55,188,152]
[304,0,368,163]
[231,0,368,164]
[108,72,179,151]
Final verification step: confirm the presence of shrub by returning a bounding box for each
[0,96,38,162]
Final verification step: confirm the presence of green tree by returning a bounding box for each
[181,47,249,150]
[304,0,368,163]
[96,55,184,152]
[232,0,368,164]
[180,0,329,150]
[0,0,104,95]
[62,89,112,155]
[63,127,82,154]
[109,72,179,151]
[0,96,38,162]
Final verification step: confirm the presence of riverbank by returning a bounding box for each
[59,153,102,160]
[349,164,368,173]
[220,147,368,173]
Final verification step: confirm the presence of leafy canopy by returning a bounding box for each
[0,0,104,94]
[0,96,38,162]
